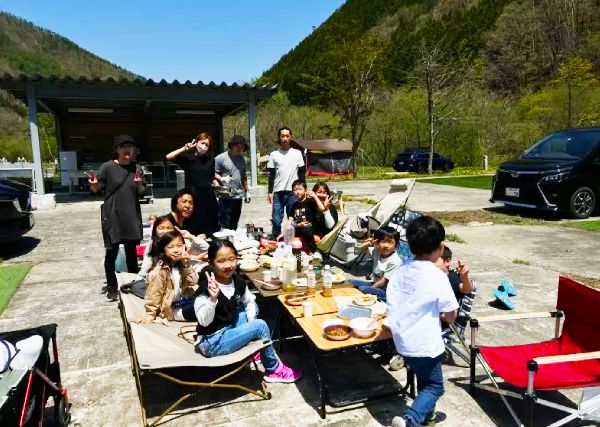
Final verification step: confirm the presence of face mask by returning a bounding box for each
[196,145,209,155]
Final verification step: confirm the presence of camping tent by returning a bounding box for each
[297,139,354,177]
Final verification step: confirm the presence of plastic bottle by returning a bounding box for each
[282,252,297,292]
[306,265,316,295]
[322,264,333,297]
[283,218,295,246]
[292,239,303,272]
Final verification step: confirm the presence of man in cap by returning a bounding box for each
[87,134,144,301]
[214,134,249,230]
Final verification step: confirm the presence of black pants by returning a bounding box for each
[295,226,318,253]
[218,197,243,230]
[104,240,139,291]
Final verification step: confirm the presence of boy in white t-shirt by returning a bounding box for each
[266,127,305,238]
[387,216,458,427]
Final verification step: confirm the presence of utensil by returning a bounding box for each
[287,294,314,304]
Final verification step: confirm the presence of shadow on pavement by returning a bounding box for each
[0,236,40,260]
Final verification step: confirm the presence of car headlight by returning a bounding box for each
[541,171,570,183]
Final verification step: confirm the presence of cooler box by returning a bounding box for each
[330,233,361,262]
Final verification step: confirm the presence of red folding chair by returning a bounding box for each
[469,276,600,427]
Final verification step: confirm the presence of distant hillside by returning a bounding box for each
[0,12,140,160]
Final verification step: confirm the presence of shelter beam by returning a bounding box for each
[247,93,257,188]
[26,84,45,195]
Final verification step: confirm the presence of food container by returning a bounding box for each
[323,324,352,341]
[349,317,378,338]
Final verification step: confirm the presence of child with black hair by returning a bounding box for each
[434,245,475,304]
[285,179,326,253]
[388,216,458,427]
[349,226,402,300]
[194,240,303,383]
[134,230,198,324]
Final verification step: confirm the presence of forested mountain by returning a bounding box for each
[253,0,600,169]
[0,12,138,160]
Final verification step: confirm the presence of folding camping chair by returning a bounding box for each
[326,179,416,269]
[469,276,600,427]
[442,287,476,365]
[116,273,272,427]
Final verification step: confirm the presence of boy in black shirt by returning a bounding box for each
[285,180,326,253]
[435,246,475,304]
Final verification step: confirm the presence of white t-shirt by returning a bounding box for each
[267,148,305,193]
[372,248,402,281]
[386,260,458,358]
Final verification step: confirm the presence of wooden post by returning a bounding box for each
[247,92,258,188]
[26,84,45,195]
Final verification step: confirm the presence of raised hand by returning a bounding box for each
[175,226,194,241]
[205,271,220,301]
[180,249,190,267]
[457,260,470,278]
[185,139,198,151]
[85,171,98,185]
[322,195,332,210]
[134,169,143,186]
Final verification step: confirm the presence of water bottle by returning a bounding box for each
[306,265,316,295]
[283,219,295,246]
[282,253,297,292]
[322,264,333,297]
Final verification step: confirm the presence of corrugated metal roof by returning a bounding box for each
[0,73,277,91]
[297,138,352,153]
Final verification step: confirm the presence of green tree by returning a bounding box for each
[553,56,598,127]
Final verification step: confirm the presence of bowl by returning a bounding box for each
[239,262,260,272]
[349,317,378,338]
[261,281,281,291]
[241,253,259,260]
[323,324,352,341]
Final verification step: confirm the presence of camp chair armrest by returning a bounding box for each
[533,350,600,365]
[471,311,560,326]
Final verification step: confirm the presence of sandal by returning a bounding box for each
[498,278,517,297]
[493,288,514,310]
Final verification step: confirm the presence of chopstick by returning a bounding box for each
[254,279,274,287]
[287,294,315,303]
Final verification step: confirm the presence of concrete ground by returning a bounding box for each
[1,181,598,426]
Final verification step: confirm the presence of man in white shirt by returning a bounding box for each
[387,216,458,427]
[266,127,305,238]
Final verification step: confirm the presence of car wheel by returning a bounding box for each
[569,187,595,219]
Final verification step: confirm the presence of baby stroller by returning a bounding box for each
[0,323,70,426]
[322,179,416,268]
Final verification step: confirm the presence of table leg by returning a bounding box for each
[278,304,286,352]
[309,344,327,419]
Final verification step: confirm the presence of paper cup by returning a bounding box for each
[302,301,314,318]
[262,270,272,282]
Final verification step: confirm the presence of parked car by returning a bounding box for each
[0,178,34,241]
[393,149,454,173]
[491,127,600,219]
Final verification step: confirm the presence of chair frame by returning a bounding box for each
[117,295,271,427]
[468,310,600,427]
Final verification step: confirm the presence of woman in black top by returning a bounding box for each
[165,132,219,236]
[87,134,145,301]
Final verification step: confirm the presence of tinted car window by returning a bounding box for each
[523,130,600,160]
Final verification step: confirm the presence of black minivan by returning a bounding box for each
[491,127,600,218]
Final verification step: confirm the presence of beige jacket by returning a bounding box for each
[145,260,198,320]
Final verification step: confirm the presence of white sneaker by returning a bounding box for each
[391,416,406,427]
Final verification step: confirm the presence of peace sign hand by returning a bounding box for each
[323,195,332,210]
[205,271,220,302]
[184,139,198,151]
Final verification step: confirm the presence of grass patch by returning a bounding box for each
[446,233,466,243]
[562,220,600,232]
[512,258,531,265]
[417,175,493,190]
[343,195,378,205]
[0,263,32,315]
[561,273,600,289]
[427,209,548,227]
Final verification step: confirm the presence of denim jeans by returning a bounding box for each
[218,197,243,231]
[197,305,279,372]
[104,240,139,291]
[402,353,445,426]
[349,279,387,300]
[271,190,294,238]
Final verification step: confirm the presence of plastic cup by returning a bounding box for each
[302,301,314,318]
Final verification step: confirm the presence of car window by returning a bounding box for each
[523,131,600,160]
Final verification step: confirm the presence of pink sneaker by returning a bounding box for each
[252,353,261,364]
[263,362,303,383]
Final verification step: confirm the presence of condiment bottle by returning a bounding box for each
[322,264,333,297]
[306,265,316,295]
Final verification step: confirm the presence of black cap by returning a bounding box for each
[228,135,249,151]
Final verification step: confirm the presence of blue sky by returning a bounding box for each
[0,0,345,83]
